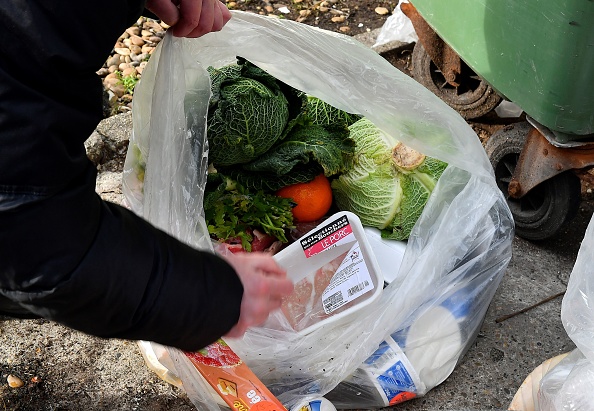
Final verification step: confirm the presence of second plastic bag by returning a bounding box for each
[513,213,594,411]
[123,11,514,410]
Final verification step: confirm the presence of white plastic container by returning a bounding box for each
[274,211,383,335]
[362,227,407,285]
[291,397,337,411]
[359,337,424,406]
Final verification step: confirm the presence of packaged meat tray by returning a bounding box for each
[274,212,383,335]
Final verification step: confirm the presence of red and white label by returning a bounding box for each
[300,215,355,258]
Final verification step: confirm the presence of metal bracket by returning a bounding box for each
[509,125,594,199]
[401,2,462,87]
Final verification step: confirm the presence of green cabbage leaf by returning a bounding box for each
[304,96,361,128]
[331,118,448,240]
[222,124,355,192]
[206,58,306,167]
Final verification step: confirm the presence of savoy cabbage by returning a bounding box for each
[331,118,448,240]
[206,58,306,167]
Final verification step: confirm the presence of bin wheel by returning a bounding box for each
[485,122,581,241]
[411,42,502,120]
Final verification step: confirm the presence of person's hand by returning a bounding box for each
[145,0,232,38]
[222,252,294,338]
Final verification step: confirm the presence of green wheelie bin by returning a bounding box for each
[405,0,594,240]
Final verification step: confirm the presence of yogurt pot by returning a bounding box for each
[358,337,424,406]
[274,212,383,335]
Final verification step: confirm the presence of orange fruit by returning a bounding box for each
[276,174,333,222]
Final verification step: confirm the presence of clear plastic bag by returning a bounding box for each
[534,215,594,410]
[122,11,514,410]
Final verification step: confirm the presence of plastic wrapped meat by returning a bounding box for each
[281,251,350,332]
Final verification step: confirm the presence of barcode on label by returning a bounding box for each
[347,281,369,297]
[323,291,344,312]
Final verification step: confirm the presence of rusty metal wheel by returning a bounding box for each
[485,122,581,241]
[411,42,502,120]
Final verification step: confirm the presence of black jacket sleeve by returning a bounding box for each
[0,0,243,351]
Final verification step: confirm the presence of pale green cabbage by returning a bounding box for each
[331,118,447,240]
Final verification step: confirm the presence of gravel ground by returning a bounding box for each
[99,2,395,116]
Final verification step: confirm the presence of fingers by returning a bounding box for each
[265,275,294,297]
[251,256,289,278]
[216,1,232,28]
[172,0,230,38]
[225,252,287,278]
[145,0,180,27]
[220,251,296,340]
[145,0,231,39]
[223,253,295,339]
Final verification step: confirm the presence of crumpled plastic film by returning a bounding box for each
[534,215,594,411]
[122,11,514,410]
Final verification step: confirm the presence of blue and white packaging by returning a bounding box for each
[291,397,337,411]
[360,337,425,406]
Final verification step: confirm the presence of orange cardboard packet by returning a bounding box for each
[185,339,287,411]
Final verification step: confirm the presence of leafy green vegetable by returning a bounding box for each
[220,123,355,192]
[130,143,146,183]
[206,58,306,167]
[331,118,448,240]
[204,174,295,251]
[305,96,361,128]
[226,163,325,193]
[244,124,355,175]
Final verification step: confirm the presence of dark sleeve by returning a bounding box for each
[0,170,243,351]
[0,0,243,351]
